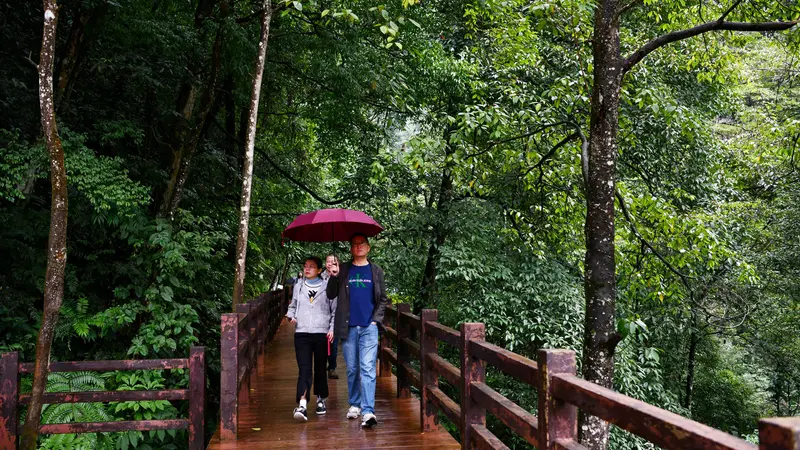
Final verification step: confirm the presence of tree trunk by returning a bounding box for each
[580,0,621,448]
[232,0,272,309]
[20,2,69,448]
[416,142,455,313]
[55,4,106,108]
[159,27,223,219]
[683,329,698,411]
[157,0,223,219]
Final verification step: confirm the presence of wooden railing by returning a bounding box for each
[381,304,800,450]
[0,347,206,449]
[219,288,290,439]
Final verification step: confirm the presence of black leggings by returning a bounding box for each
[294,333,329,403]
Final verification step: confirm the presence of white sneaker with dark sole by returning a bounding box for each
[361,413,377,427]
[293,406,308,421]
[346,405,361,419]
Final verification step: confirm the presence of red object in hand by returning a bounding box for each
[327,338,331,356]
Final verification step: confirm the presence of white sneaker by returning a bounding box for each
[361,413,377,427]
[346,405,361,419]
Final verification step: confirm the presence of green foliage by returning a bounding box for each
[1,0,799,447]
[38,371,116,450]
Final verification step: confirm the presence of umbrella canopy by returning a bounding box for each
[282,208,384,243]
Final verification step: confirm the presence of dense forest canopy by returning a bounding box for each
[1,0,799,448]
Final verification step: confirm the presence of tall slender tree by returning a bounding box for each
[233,0,273,308]
[580,1,798,448]
[20,0,69,448]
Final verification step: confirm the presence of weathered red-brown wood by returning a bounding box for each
[18,358,188,373]
[383,348,398,368]
[552,373,756,450]
[427,385,461,427]
[554,438,589,450]
[469,340,538,386]
[401,311,421,330]
[427,321,460,348]
[188,346,205,450]
[384,325,398,342]
[759,418,800,450]
[461,323,485,449]
[427,353,460,387]
[379,324,392,378]
[396,303,412,398]
[39,419,188,434]
[0,352,18,449]
[470,382,537,447]
[18,389,188,404]
[220,312,240,440]
[406,364,421,390]
[419,309,439,432]
[471,424,509,450]
[206,321,460,449]
[538,349,577,450]
[402,337,421,360]
[236,307,252,404]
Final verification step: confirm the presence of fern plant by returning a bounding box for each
[38,371,117,450]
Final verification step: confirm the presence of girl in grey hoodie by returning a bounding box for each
[286,256,336,421]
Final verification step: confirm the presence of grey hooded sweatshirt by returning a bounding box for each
[286,278,336,334]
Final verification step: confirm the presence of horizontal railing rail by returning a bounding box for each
[378,304,800,450]
[0,347,205,450]
[219,287,290,440]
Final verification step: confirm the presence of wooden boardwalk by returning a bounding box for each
[207,321,460,449]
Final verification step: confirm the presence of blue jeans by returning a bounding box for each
[343,324,378,414]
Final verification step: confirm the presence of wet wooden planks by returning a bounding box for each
[207,321,461,449]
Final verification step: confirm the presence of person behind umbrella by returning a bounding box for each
[321,254,341,380]
[286,256,336,421]
[326,234,389,427]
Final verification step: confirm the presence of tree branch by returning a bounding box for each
[623,19,799,73]
[615,190,695,282]
[255,147,356,205]
[520,133,578,178]
[464,122,568,158]
[617,0,643,17]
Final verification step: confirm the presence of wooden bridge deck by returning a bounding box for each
[207,321,460,449]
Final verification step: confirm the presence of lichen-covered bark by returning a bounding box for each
[580,0,621,448]
[20,2,69,448]
[157,0,223,220]
[232,0,272,309]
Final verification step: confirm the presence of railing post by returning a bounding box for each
[461,323,485,448]
[255,297,266,353]
[379,327,391,378]
[537,349,578,449]
[396,303,411,398]
[420,309,439,432]
[0,352,19,449]
[188,346,206,450]
[759,417,800,450]
[220,313,239,440]
[235,307,251,404]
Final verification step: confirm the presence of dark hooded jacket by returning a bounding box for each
[326,260,389,340]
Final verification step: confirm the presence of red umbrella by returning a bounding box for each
[282,208,383,243]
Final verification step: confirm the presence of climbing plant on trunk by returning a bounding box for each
[232,0,273,309]
[580,0,798,448]
[20,1,69,448]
